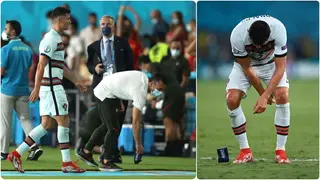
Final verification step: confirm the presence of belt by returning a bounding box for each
[251,59,275,67]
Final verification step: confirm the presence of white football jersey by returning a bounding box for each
[94,71,149,111]
[39,29,65,91]
[230,15,287,65]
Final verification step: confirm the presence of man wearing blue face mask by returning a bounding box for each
[150,10,169,38]
[84,15,134,165]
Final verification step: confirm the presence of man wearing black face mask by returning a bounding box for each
[83,15,134,164]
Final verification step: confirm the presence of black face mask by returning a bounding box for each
[90,22,97,27]
[63,43,69,48]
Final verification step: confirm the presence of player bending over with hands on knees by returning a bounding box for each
[77,70,168,171]
[226,15,290,164]
[8,6,87,173]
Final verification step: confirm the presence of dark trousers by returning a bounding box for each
[84,98,120,160]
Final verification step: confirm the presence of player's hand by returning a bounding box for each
[120,101,125,112]
[253,95,268,114]
[95,63,104,75]
[267,94,275,105]
[136,143,144,154]
[29,89,40,102]
[75,82,87,92]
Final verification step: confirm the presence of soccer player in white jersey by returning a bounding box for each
[77,71,167,171]
[226,15,291,164]
[8,6,87,173]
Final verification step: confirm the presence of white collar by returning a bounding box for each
[103,35,114,43]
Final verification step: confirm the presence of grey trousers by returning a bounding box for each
[0,93,34,153]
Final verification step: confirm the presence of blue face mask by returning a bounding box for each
[151,89,162,97]
[102,26,112,36]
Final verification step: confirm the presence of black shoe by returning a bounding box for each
[1,153,8,160]
[98,154,122,164]
[99,162,123,172]
[27,145,43,161]
[76,149,98,167]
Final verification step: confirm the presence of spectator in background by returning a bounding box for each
[61,4,78,28]
[116,6,143,70]
[166,11,188,53]
[80,13,101,58]
[1,20,43,161]
[148,32,169,63]
[162,41,190,88]
[185,19,196,71]
[150,9,169,47]
[61,33,76,90]
[66,23,83,77]
[186,19,196,45]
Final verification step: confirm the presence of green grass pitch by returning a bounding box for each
[197,79,319,179]
[1,147,195,179]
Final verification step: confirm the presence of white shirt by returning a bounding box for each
[230,15,287,65]
[94,71,149,111]
[66,35,83,69]
[39,29,65,91]
[80,26,101,58]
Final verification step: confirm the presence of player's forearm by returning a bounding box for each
[132,107,142,145]
[243,68,265,95]
[63,66,78,84]
[186,39,196,56]
[34,64,45,90]
[263,67,285,98]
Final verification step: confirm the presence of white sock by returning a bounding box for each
[16,124,47,156]
[228,106,250,149]
[274,103,290,150]
[57,126,71,162]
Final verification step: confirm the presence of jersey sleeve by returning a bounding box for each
[132,90,147,111]
[274,22,287,57]
[39,36,57,59]
[230,27,248,58]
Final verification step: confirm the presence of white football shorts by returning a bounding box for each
[226,62,289,94]
[39,89,69,117]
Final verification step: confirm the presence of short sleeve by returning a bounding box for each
[39,37,57,59]
[132,90,147,111]
[274,22,287,57]
[1,47,8,68]
[230,26,248,58]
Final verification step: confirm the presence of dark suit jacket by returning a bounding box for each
[86,35,134,89]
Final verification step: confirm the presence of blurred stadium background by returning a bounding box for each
[1,1,196,178]
[197,1,319,179]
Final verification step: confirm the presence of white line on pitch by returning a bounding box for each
[200,157,319,162]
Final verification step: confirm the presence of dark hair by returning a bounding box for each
[151,73,167,85]
[6,20,22,36]
[46,10,53,19]
[138,55,151,65]
[89,12,97,18]
[70,22,78,30]
[249,20,270,45]
[52,6,71,19]
[173,11,184,25]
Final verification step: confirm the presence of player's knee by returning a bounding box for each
[226,92,241,110]
[275,88,289,103]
